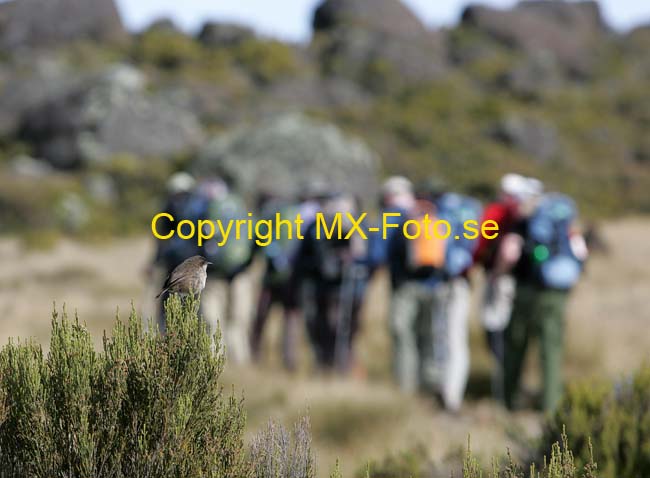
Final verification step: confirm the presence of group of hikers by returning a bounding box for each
[151,171,588,413]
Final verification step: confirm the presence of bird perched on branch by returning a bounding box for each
[156,255,211,298]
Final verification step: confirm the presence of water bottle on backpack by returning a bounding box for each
[525,193,584,290]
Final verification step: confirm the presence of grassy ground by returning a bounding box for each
[0,218,648,475]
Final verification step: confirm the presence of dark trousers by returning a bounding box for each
[250,282,299,371]
[303,280,362,373]
[504,283,568,411]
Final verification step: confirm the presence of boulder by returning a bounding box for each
[0,56,79,137]
[0,0,126,50]
[311,0,447,90]
[493,115,560,163]
[461,1,607,77]
[195,113,378,201]
[313,0,428,37]
[20,64,204,168]
[197,22,256,47]
[503,50,563,99]
[263,76,371,112]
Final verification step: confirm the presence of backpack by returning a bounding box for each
[437,193,483,278]
[405,200,446,275]
[526,193,583,290]
[263,203,301,284]
[202,193,253,277]
[160,193,205,269]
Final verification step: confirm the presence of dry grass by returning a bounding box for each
[0,218,649,476]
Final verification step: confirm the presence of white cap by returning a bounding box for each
[382,176,413,197]
[500,173,543,201]
[167,172,195,194]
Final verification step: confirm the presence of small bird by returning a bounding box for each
[156,255,211,298]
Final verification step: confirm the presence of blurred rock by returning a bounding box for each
[195,113,378,201]
[311,0,447,91]
[20,64,204,168]
[55,192,90,232]
[0,0,126,51]
[493,115,560,163]
[313,0,429,37]
[461,1,607,77]
[84,173,118,205]
[198,22,256,47]
[504,50,563,99]
[9,155,53,178]
[264,76,371,112]
[0,56,79,137]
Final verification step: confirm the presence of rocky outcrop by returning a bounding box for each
[313,0,428,37]
[0,0,126,50]
[0,56,80,137]
[311,0,447,91]
[197,22,256,47]
[20,65,203,168]
[493,115,561,163]
[195,113,378,200]
[461,1,607,77]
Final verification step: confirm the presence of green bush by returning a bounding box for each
[512,434,597,478]
[0,293,607,478]
[543,364,650,478]
[133,29,202,69]
[0,295,249,477]
[232,39,298,85]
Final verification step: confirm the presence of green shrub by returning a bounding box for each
[232,39,298,85]
[356,445,430,478]
[358,434,597,478]
[133,29,202,69]
[543,364,650,478]
[0,295,249,478]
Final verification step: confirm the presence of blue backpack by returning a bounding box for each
[437,193,483,278]
[526,193,583,290]
[160,193,205,269]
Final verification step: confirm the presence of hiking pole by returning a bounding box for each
[334,262,365,373]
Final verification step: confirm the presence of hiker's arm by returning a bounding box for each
[494,233,523,275]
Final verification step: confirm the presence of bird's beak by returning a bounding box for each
[207,262,213,266]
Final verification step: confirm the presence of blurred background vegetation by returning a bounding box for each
[1,0,649,247]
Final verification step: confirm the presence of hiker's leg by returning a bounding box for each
[251,285,274,363]
[281,282,300,372]
[202,278,227,353]
[503,283,534,409]
[420,282,448,394]
[442,277,471,412]
[390,283,420,392]
[539,290,568,412]
[227,271,253,365]
[303,280,324,364]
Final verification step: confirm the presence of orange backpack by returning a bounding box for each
[406,200,447,273]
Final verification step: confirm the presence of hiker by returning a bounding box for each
[250,192,302,371]
[198,176,255,364]
[371,176,449,396]
[295,192,368,373]
[502,191,588,411]
[432,186,483,412]
[474,174,543,399]
[150,172,200,331]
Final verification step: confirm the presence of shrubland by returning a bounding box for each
[3,295,647,478]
